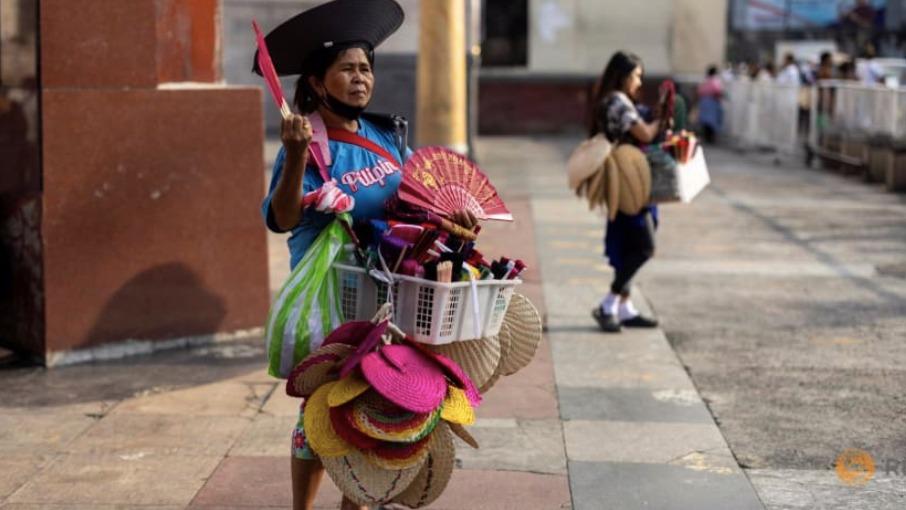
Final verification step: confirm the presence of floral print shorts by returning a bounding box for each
[291,401,316,460]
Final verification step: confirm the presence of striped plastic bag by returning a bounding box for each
[265,215,352,378]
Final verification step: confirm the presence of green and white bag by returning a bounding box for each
[265,215,352,378]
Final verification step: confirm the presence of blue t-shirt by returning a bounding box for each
[262,117,411,269]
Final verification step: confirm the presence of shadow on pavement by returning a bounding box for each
[83,263,227,348]
[0,336,268,409]
[0,263,269,409]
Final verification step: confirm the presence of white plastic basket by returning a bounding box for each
[334,262,520,345]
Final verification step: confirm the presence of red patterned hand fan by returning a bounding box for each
[399,147,513,222]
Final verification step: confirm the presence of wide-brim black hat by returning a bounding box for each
[252,0,404,77]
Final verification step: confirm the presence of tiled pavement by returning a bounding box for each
[479,136,764,510]
[1,136,762,509]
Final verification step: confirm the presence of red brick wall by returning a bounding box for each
[478,74,670,135]
[478,76,594,134]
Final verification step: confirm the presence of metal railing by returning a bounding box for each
[725,80,803,155]
[725,79,906,165]
[820,82,906,138]
[808,81,906,167]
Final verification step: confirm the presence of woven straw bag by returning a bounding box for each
[567,133,612,192]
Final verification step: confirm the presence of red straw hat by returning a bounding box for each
[354,401,440,443]
[360,345,447,414]
[329,404,382,450]
[354,390,429,430]
[285,343,355,398]
[371,433,432,460]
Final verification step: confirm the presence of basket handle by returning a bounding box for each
[337,216,398,301]
[468,271,482,339]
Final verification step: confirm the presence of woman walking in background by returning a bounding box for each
[588,51,665,333]
[697,65,724,144]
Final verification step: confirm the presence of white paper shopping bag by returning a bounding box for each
[677,148,710,203]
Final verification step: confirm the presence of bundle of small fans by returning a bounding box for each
[661,130,698,164]
[360,146,522,285]
[286,315,481,508]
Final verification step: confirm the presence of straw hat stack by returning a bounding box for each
[287,321,481,508]
[428,293,543,394]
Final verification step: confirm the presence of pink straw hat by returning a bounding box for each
[360,344,447,414]
[419,347,481,408]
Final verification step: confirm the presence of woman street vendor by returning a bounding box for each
[255,1,475,508]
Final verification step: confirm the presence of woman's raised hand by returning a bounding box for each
[451,209,478,230]
[281,114,313,157]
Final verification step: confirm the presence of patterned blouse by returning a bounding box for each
[598,91,641,144]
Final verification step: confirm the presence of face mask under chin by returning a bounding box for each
[322,92,367,121]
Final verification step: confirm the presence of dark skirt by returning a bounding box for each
[604,206,659,271]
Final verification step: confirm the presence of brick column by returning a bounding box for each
[36,0,268,362]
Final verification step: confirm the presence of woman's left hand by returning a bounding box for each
[451,209,478,230]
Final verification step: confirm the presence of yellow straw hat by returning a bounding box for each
[328,372,371,407]
[303,381,352,458]
[440,386,475,425]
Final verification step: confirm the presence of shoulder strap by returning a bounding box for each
[361,112,410,159]
[327,128,402,166]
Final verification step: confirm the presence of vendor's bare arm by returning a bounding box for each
[272,115,313,231]
[629,119,662,144]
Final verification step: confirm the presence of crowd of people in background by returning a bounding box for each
[725,45,889,88]
[691,35,903,144]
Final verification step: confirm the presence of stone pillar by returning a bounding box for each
[416,0,467,152]
[671,0,728,75]
[34,0,269,364]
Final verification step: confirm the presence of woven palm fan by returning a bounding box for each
[497,294,543,377]
[391,422,456,509]
[322,449,423,508]
[478,326,510,394]
[399,147,513,222]
[427,336,501,389]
